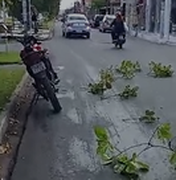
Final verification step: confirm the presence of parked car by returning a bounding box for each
[93,14,104,28]
[99,15,115,33]
[61,13,91,39]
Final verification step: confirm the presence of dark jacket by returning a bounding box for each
[110,19,125,34]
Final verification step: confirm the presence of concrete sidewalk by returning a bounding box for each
[130,30,176,46]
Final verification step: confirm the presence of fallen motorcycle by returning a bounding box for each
[16,36,62,113]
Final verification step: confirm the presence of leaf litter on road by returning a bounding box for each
[0,142,11,155]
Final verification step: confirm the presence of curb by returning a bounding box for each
[0,72,28,143]
[0,73,36,179]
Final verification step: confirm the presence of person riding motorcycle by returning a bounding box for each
[110,12,126,42]
[22,35,58,81]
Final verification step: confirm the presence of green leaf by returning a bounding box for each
[133,161,150,172]
[102,156,113,165]
[170,152,176,165]
[132,153,137,161]
[96,141,109,155]
[157,123,172,142]
[114,163,126,173]
[94,126,108,140]
[117,154,129,164]
[125,161,137,174]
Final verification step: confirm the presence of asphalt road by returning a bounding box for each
[11,23,176,180]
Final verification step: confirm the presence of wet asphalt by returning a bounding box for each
[11,23,176,180]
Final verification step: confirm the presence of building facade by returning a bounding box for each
[110,0,121,14]
[125,0,176,40]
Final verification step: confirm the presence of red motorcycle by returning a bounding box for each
[17,36,62,113]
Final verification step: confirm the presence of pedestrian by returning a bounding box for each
[131,7,138,37]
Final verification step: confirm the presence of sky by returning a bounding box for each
[60,0,77,10]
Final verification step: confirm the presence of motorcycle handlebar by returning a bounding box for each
[15,37,25,45]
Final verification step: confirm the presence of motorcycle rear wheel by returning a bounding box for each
[119,44,123,49]
[42,77,62,113]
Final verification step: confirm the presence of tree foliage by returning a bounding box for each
[91,0,106,10]
[32,0,61,19]
[6,0,61,21]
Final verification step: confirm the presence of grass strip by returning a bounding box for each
[0,68,25,111]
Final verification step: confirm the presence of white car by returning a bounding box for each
[99,15,115,33]
[62,13,91,39]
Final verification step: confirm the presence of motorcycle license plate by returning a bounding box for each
[76,29,82,33]
[31,61,46,74]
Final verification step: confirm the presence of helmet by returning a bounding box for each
[115,11,121,16]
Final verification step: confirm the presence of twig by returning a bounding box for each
[137,146,150,156]
[116,143,148,156]
[114,146,122,153]
[137,143,172,158]
[150,144,173,152]
[148,126,160,145]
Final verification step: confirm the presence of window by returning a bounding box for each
[68,16,86,21]
[95,16,104,21]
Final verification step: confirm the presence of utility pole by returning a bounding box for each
[27,0,32,31]
[106,0,109,14]
[2,0,8,52]
[22,0,28,34]
[2,0,5,22]
[159,1,165,39]
[164,0,171,41]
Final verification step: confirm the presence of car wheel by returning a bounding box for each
[65,33,70,38]
[87,34,90,39]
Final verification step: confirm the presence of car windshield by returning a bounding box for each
[68,16,86,21]
[106,17,115,22]
[95,15,104,21]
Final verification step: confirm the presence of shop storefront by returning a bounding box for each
[170,0,176,35]
[125,0,175,40]
[148,0,162,33]
[125,0,146,31]
[147,0,174,38]
[143,0,174,39]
